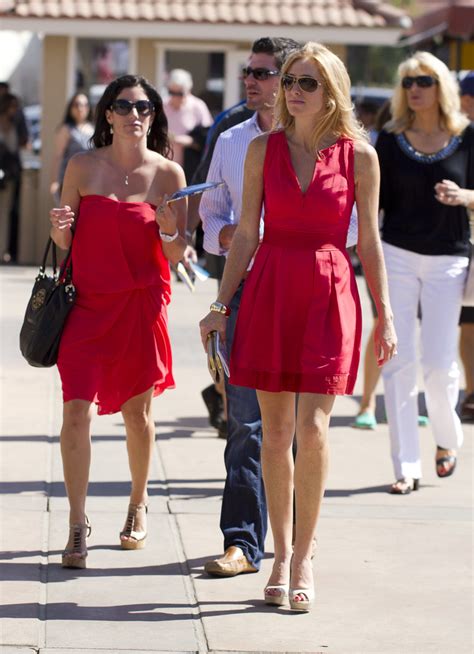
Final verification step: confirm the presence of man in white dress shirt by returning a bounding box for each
[200,37,300,577]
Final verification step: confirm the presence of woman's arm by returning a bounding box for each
[49,153,83,250]
[199,135,266,348]
[354,141,397,365]
[155,161,187,265]
[49,125,71,197]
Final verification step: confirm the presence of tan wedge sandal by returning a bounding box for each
[120,503,148,550]
[62,517,91,569]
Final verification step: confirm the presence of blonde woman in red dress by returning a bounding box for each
[49,75,187,568]
[200,42,397,611]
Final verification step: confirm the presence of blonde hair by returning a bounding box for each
[387,51,469,135]
[273,41,367,154]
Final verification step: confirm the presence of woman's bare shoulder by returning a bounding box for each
[353,139,376,158]
[153,155,185,184]
[155,154,181,173]
[63,149,96,173]
[55,123,71,138]
[245,132,272,165]
[250,131,272,150]
[353,140,378,173]
[149,155,185,198]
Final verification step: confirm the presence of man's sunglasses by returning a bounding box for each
[110,99,154,116]
[241,66,279,81]
[168,89,185,97]
[281,74,320,93]
[401,75,437,89]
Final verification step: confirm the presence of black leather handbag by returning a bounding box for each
[19,238,76,367]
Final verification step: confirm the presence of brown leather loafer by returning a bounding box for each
[204,545,258,577]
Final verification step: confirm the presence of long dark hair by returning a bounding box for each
[92,74,171,157]
[63,92,92,126]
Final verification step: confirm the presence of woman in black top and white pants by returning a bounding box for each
[376,51,474,494]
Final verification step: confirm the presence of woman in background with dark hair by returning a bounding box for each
[49,75,187,568]
[49,92,94,202]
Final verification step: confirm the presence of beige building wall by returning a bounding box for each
[327,44,347,63]
[26,36,70,264]
[137,39,155,83]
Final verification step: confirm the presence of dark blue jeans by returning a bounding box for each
[221,282,267,569]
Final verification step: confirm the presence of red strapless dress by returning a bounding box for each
[57,195,174,414]
[230,131,362,394]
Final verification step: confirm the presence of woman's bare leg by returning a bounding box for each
[292,393,335,599]
[257,390,296,589]
[357,321,380,416]
[120,387,155,537]
[61,399,94,525]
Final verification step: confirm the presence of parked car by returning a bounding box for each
[350,86,392,109]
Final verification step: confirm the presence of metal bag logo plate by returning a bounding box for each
[32,288,46,310]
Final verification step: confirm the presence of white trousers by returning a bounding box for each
[381,242,468,480]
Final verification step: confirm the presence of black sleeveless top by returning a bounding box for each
[376,124,473,257]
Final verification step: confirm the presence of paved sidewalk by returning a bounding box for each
[0,265,472,654]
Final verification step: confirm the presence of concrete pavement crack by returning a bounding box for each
[154,427,210,654]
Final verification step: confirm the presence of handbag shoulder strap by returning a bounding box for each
[39,238,72,282]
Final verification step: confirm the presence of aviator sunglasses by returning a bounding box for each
[110,99,155,116]
[281,74,320,93]
[241,66,280,81]
[401,75,437,89]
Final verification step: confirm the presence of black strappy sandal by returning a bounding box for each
[389,478,420,495]
[436,446,457,478]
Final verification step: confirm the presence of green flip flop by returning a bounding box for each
[352,411,377,430]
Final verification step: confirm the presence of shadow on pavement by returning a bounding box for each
[0,480,165,497]
[0,599,290,621]
[0,434,127,443]
[0,553,239,584]
[0,476,224,499]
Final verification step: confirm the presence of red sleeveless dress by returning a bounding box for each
[230,131,362,394]
[57,195,174,415]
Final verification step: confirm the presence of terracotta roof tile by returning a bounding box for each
[139,2,155,20]
[2,0,408,28]
[154,2,170,20]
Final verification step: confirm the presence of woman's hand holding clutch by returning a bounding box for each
[199,309,228,351]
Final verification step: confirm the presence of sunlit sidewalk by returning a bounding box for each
[0,265,472,654]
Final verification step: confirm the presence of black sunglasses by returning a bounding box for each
[168,89,185,97]
[401,75,437,89]
[110,99,154,116]
[241,66,280,81]
[281,74,320,93]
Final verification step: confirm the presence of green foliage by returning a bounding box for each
[347,45,410,87]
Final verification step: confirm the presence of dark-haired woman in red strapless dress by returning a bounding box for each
[200,43,397,611]
[49,75,187,569]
